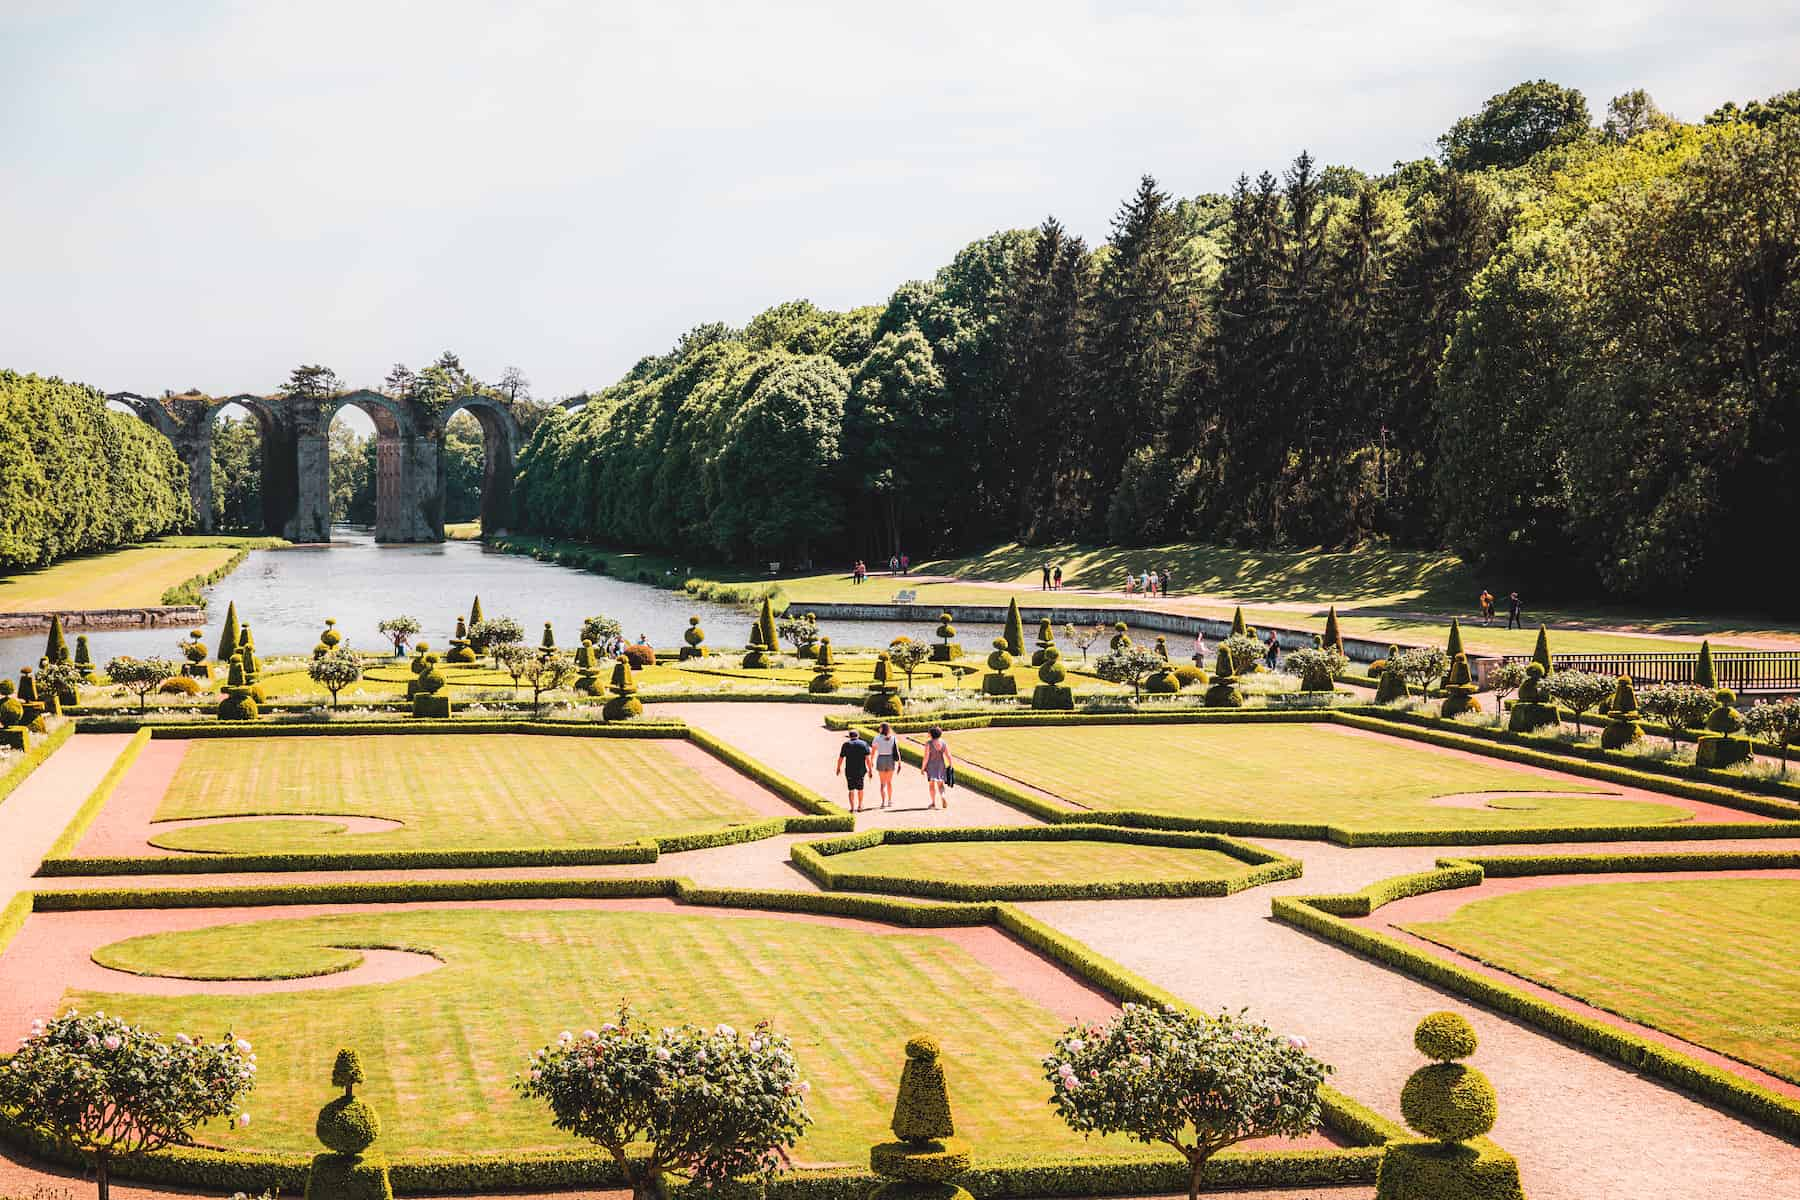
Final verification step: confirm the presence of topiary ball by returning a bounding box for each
[1414,1011,1478,1061]
[1400,1062,1498,1143]
[316,1094,381,1155]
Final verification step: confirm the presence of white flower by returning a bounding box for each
[235,1038,252,1053]
[235,1113,251,1128]
[655,1047,672,1062]
[1065,1038,1084,1053]
[797,1080,811,1095]
[1284,1034,1309,1050]
[715,1023,736,1038]
[582,1029,599,1041]
[558,1030,573,1044]
[529,1069,541,1081]
[174,1032,193,1045]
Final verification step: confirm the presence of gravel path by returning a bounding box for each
[3,713,1798,1200]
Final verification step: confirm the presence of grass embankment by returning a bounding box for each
[144,733,775,854]
[1404,877,1800,1082]
[945,724,1696,833]
[73,906,1135,1164]
[0,535,284,611]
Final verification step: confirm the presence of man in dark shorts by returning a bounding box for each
[836,728,873,813]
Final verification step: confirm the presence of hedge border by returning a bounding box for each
[0,719,75,807]
[791,824,1300,901]
[39,723,853,876]
[855,706,1800,846]
[1272,850,1800,1140]
[4,875,1408,1194]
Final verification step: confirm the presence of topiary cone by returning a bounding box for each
[219,602,240,670]
[1002,598,1025,657]
[469,595,483,629]
[74,635,95,678]
[44,614,69,665]
[603,658,642,720]
[1440,652,1479,718]
[758,597,779,656]
[1445,617,1465,660]
[1530,624,1552,675]
[1695,639,1717,689]
[809,637,839,694]
[1230,606,1247,637]
[1323,605,1343,654]
[541,622,556,650]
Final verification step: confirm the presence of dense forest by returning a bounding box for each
[0,371,192,570]
[514,81,1799,601]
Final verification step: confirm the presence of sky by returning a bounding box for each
[3,0,1796,413]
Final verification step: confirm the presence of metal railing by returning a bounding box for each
[1498,650,1800,691]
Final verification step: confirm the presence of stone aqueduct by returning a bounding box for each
[108,389,532,543]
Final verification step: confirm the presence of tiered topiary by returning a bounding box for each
[1032,646,1073,710]
[1323,605,1344,654]
[181,629,211,680]
[865,653,904,716]
[603,658,642,720]
[1109,621,1132,651]
[14,668,45,726]
[1600,676,1646,749]
[305,1049,392,1200]
[410,653,452,718]
[1694,688,1752,768]
[1506,662,1560,732]
[868,1036,974,1200]
[236,626,261,684]
[931,613,963,662]
[313,618,344,660]
[680,615,706,660]
[541,621,556,651]
[447,617,476,664]
[1376,1012,1521,1200]
[44,614,70,665]
[1032,618,1056,666]
[74,634,96,680]
[1002,598,1026,658]
[405,643,432,698]
[216,654,259,721]
[1439,653,1479,717]
[742,619,774,669]
[1144,635,1179,694]
[809,637,840,693]
[1204,645,1243,707]
[1374,643,1409,705]
[982,639,1018,696]
[0,681,28,751]
[572,639,604,695]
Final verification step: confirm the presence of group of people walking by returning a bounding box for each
[1039,563,1064,590]
[1477,589,1525,629]
[835,723,953,813]
[1125,568,1171,596]
[849,553,911,585]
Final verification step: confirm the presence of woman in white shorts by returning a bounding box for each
[872,722,901,809]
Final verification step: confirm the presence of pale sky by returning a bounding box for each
[3,1,1794,405]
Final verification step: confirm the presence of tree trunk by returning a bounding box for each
[1187,1152,1205,1200]
[95,1153,110,1200]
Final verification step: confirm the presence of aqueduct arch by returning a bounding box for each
[107,388,531,543]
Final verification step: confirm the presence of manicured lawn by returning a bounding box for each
[1403,878,1800,1082]
[0,536,274,611]
[74,907,1131,1164]
[944,725,1696,832]
[824,839,1256,888]
[147,734,778,854]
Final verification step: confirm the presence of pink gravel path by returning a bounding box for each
[0,734,133,897]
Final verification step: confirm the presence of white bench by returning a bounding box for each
[892,589,918,604]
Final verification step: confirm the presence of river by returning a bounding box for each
[1,528,1008,670]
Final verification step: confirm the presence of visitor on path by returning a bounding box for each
[1124,571,1136,595]
[889,554,899,574]
[1041,562,1052,590]
[1479,589,1495,624]
[1263,629,1280,670]
[872,722,901,809]
[1052,565,1062,590]
[1193,629,1207,665]
[900,552,910,574]
[836,728,872,813]
[1160,567,1172,595]
[1507,591,1523,629]
[922,726,953,810]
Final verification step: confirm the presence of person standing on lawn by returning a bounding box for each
[836,728,873,813]
[1052,564,1063,590]
[922,726,953,810]
[1507,591,1523,629]
[872,722,902,809]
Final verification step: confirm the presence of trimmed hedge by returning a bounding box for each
[0,718,74,807]
[133,720,690,739]
[33,876,677,912]
[40,840,662,877]
[792,824,1301,901]
[1274,855,1800,1141]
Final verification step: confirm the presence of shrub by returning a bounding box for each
[40,660,85,705]
[1543,670,1614,734]
[471,616,525,668]
[1439,654,1478,717]
[0,1010,255,1200]
[1174,664,1207,688]
[1219,633,1264,676]
[623,643,657,669]
[777,614,820,656]
[106,656,177,713]
[159,675,202,696]
[1745,697,1800,772]
[680,616,706,660]
[1287,648,1346,694]
[1032,647,1073,711]
[514,1006,812,1200]
[308,651,364,709]
[1095,646,1166,701]
[1046,1005,1329,1200]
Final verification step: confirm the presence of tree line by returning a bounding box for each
[514,81,1798,601]
[0,371,191,569]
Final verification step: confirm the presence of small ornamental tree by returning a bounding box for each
[520,650,576,717]
[1393,646,1450,699]
[1285,647,1346,693]
[308,650,363,709]
[582,614,623,650]
[1638,683,1704,748]
[1045,1005,1329,1200]
[1488,661,1528,712]
[1544,670,1614,733]
[1070,623,1108,662]
[1745,697,1800,773]
[515,1008,812,1200]
[493,642,536,695]
[1219,633,1264,677]
[376,615,420,657]
[0,1011,255,1200]
[106,657,177,712]
[888,639,932,693]
[1094,645,1166,701]
[472,616,525,669]
[1694,639,1718,689]
[38,661,85,710]
[1002,598,1026,657]
[777,614,820,656]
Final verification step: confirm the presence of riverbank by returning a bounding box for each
[0,535,285,614]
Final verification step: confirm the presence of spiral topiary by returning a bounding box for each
[809,637,839,693]
[868,1035,973,1200]
[603,658,642,720]
[1029,646,1073,710]
[864,653,904,716]
[982,638,1018,697]
[1695,687,1752,768]
[1204,645,1242,708]
[1439,653,1479,718]
[305,1048,392,1200]
[680,615,706,660]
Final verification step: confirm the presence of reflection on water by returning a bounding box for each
[0,527,1019,671]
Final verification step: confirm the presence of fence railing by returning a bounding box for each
[1498,650,1800,691]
